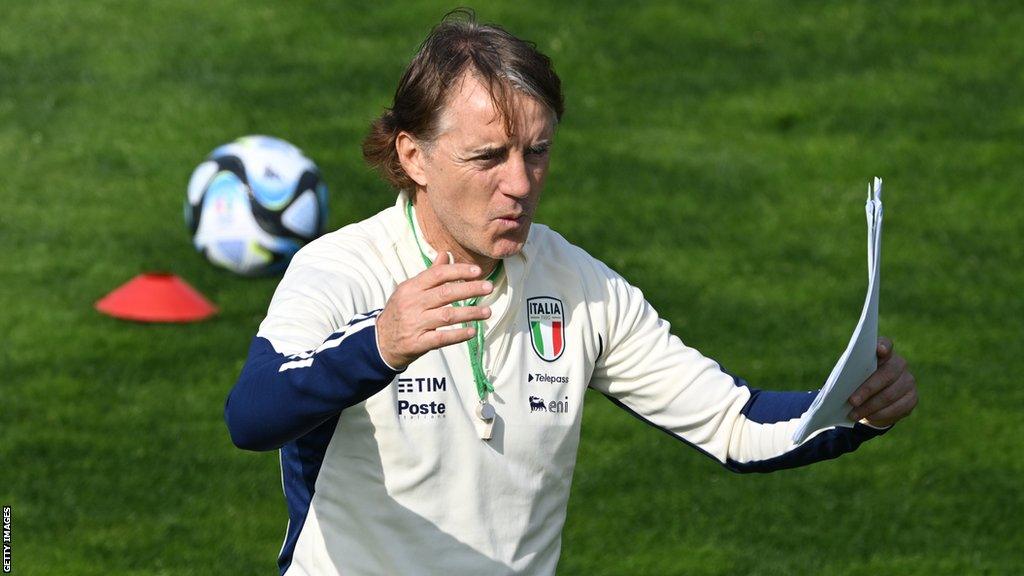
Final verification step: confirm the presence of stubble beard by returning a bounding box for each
[448,214,531,264]
[477,223,528,260]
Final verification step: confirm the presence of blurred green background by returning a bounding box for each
[2,1,1021,574]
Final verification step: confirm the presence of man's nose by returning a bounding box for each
[500,153,532,199]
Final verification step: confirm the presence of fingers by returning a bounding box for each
[860,383,919,427]
[376,255,496,367]
[849,354,907,408]
[877,336,894,362]
[423,304,491,329]
[849,368,914,420]
[420,325,478,348]
[848,361,917,423]
[416,259,485,289]
[427,280,494,308]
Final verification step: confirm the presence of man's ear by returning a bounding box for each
[396,131,428,188]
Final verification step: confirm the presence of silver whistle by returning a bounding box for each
[476,402,496,440]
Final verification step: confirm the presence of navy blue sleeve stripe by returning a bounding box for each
[725,423,887,473]
[224,312,400,452]
[739,388,819,425]
[723,368,818,425]
[277,416,340,575]
[600,388,888,474]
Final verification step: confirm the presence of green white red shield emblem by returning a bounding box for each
[527,296,565,361]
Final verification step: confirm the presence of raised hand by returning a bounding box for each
[375,253,493,370]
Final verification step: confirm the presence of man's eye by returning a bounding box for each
[471,149,505,162]
[527,145,550,156]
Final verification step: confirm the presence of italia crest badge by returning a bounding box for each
[527,297,565,362]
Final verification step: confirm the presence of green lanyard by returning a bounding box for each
[406,201,503,402]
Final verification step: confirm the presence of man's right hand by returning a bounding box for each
[376,253,494,370]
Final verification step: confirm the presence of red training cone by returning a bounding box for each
[96,273,218,323]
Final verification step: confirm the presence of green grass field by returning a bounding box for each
[3,1,1022,574]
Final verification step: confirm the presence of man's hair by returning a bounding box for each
[362,9,564,191]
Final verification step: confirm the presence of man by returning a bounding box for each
[225,11,918,576]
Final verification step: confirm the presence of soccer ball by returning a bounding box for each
[184,135,328,275]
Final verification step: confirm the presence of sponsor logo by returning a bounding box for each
[529,396,547,411]
[527,297,566,362]
[397,400,446,416]
[396,376,447,419]
[528,395,571,414]
[528,372,569,384]
[397,376,446,393]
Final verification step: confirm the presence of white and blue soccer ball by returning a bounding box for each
[185,135,328,276]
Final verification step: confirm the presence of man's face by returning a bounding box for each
[415,75,554,262]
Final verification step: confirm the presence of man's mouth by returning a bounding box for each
[494,213,528,230]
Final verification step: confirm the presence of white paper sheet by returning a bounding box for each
[793,178,884,444]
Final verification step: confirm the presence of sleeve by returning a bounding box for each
[588,265,887,473]
[224,250,401,451]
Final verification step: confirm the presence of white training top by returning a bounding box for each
[227,192,885,575]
